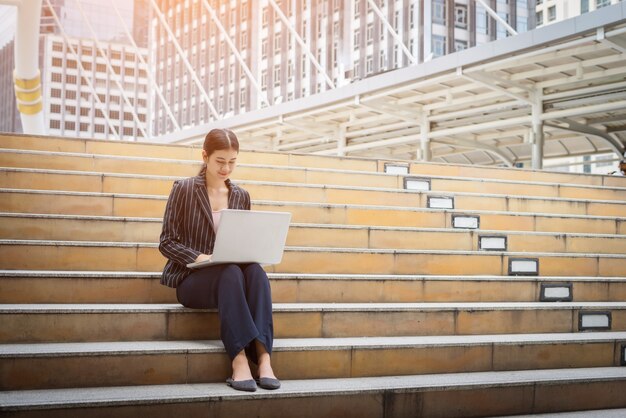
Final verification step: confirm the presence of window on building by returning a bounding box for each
[262,7,268,26]
[66,75,77,84]
[367,23,374,44]
[125,67,134,76]
[80,108,90,116]
[52,58,62,67]
[354,29,360,50]
[379,52,385,69]
[123,127,134,136]
[111,51,121,60]
[50,120,60,129]
[67,60,77,69]
[536,10,543,26]
[455,4,468,28]
[66,105,76,115]
[455,39,467,52]
[50,104,61,113]
[240,88,246,105]
[124,112,133,121]
[548,6,556,21]
[366,56,373,74]
[51,73,62,83]
[64,121,75,130]
[80,123,89,131]
[354,1,360,18]
[274,33,281,51]
[433,0,445,24]
[353,60,360,78]
[82,61,92,70]
[287,59,293,82]
[95,124,104,133]
[433,35,446,57]
[52,42,63,52]
[65,90,76,100]
[110,110,120,119]
[581,0,589,13]
[274,65,280,87]
[477,7,489,34]
[262,39,268,58]
[261,69,267,89]
[596,0,611,8]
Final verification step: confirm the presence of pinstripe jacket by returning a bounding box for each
[159,165,251,288]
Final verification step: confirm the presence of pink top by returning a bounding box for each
[212,210,223,231]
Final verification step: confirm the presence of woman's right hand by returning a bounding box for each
[195,253,212,263]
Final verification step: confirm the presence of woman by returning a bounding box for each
[159,128,279,392]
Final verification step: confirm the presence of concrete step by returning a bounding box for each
[2,213,626,255]
[1,367,625,417]
[2,148,625,202]
[1,302,624,343]
[3,133,625,188]
[1,239,625,276]
[3,168,625,217]
[3,189,624,234]
[2,333,625,390]
[2,271,626,304]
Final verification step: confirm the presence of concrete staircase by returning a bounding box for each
[1,133,625,417]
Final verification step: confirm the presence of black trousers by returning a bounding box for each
[176,263,274,363]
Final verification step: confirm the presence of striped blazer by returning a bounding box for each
[159,165,251,288]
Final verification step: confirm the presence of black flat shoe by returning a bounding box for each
[256,377,281,390]
[226,377,257,392]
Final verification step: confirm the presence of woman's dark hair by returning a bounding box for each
[199,129,239,174]
[203,128,239,156]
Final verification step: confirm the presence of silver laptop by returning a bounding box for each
[186,209,291,269]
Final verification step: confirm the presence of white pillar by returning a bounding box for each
[13,0,46,134]
[337,124,346,156]
[531,99,544,170]
[420,112,432,161]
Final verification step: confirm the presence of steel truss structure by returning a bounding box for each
[158,3,626,169]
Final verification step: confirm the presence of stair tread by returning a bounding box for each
[2,301,625,313]
[2,212,624,238]
[3,239,626,260]
[3,167,626,204]
[3,148,626,191]
[1,367,624,409]
[3,270,626,282]
[2,332,626,357]
[4,188,625,220]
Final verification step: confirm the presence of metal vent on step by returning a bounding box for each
[578,311,612,331]
[452,215,480,229]
[508,258,539,276]
[540,283,573,302]
[404,177,431,191]
[479,236,507,251]
[384,163,410,175]
[428,196,454,209]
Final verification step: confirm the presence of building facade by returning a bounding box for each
[42,35,149,140]
[151,0,534,136]
[535,0,622,27]
[0,0,149,140]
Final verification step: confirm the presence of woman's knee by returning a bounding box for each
[218,264,245,289]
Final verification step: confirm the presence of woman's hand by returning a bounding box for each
[195,253,212,263]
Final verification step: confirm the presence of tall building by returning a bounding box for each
[535,0,623,27]
[0,6,21,134]
[0,0,149,140]
[150,0,534,137]
[42,34,149,140]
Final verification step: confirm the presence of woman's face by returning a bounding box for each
[203,148,238,182]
